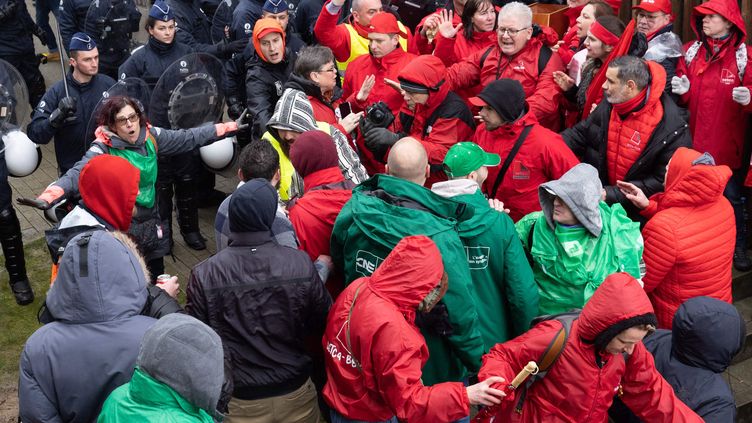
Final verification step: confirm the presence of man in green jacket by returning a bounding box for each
[98,314,224,422]
[432,142,539,348]
[331,137,485,386]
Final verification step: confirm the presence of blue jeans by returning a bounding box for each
[34,0,59,51]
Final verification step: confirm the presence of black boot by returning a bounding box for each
[0,208,34,305]
[734,246,752,272]
[176,179,206,250]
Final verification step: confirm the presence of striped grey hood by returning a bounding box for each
[267,88,318,133]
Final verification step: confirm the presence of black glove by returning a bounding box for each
[16,197,52,210]
[227,97,244,120]
[0,0,18,21]
[415,303,454,337]
[628,32,648,57]
[219,39,246,56]
[363,126,400,162]
[49,97,77,128]
[32,22,48,46]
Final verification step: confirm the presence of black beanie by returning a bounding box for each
[229,179,278,233]
[589,312,658,352]
[475,79,526,123]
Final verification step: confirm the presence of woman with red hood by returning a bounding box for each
[477,272,702,422]
[672,0,752,271]
[617,147,735,329]
[361,55,475,186]
[288,130,355,297]
[322,235,507,422]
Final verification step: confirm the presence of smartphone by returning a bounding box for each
[338,102,352,118]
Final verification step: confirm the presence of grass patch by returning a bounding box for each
[0,237,51,388]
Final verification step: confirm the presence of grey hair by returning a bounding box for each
[608,55,651,90]
[498,2,533,28]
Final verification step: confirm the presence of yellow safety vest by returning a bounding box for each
[337,23,409,73]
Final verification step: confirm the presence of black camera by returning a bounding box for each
[365,101,395,129]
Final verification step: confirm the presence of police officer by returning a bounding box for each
[0,140,34,306]
[0,0,47,108]
[166,0,245,58]
[59,0,142,79]
[119,1,192,90]
[28,33,116,176]
[119,1,207,251]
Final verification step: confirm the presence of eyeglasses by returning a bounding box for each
[498,27,529,36]
[635,12,666,22]
[316,66,338,74]
[115,112,139,126]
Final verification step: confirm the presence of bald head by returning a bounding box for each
[386,137,430,185]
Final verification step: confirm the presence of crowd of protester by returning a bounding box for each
[1,0,751,420]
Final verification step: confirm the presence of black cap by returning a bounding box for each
[469,79,526,123]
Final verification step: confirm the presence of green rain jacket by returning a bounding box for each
[516,203,643,315]
[432,180,539,346]
[331,174,485,385]
[98,368,214,423]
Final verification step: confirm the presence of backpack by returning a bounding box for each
[684,40,747,81]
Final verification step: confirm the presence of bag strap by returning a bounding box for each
[490,125,532,199]
[479,45,494,69]
[514,318,571,413]
[538,45,552,76]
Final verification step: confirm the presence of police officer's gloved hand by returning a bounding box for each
[0,0,18,21]
[219,39,246,56]
[49,97,77,128]
[17,185,65,210]
[364,126,400,162]
[227,97,245,120]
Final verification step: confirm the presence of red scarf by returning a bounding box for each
[612,86,648,116]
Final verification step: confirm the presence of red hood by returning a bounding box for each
[565,5,584,27]
[645,60,667,106]
[577,273,655,341]
[79,154,140,231]
[368,235,444,315]
[398,55,450,117]
[294,169,352,228]
[654,147,732,209]
[692,0,747,42]
[488,108,538,138]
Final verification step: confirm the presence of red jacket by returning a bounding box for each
[640,147,734,328]
[314,3,413,62]
[434,31,497,103]
[342,48,417,174]
[410,8,462,55]
[478,273,703,422]
[676,0,752,169]
[446,37,565,130]
[556,5,585,66]
[322,235,470,422]
[289,167,353,296]
[475,111,579,222]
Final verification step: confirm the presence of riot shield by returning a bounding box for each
[149,53,226,129]
[211,0,238,44]
[85,0,142,63]
[86,77,152,140]
[0,59,31,130]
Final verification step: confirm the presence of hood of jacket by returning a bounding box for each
[577,272,656,343]
[641,60,668,112]
[79,155,140,231]
[95,124,150,150]
[397,55,450,118]
[692,0,747,44]
[657,147,732,209]
[267,88,318,133]
[137,313,224,416]
[285,72,342,106]
[539,163,603,237]
[253,18,286,62]
[47,230,148,323]
[229,178,278,233]
[671,296,745,373]
[368,235,444,316]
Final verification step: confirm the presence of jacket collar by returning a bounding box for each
[227,230,274,246]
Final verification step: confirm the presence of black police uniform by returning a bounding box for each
[27,73,116,175]
[0,0,46,108]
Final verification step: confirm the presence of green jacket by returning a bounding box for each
[331,174,485,385]
[98,368,215,423]
[515,203,643,315]
[432,181,539,346]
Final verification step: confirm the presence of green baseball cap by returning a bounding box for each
[443,142,501,178]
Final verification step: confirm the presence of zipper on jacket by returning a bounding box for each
[583,364,603,421]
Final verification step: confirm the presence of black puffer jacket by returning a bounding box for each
[245,51,296,138]
[186,227,331,402]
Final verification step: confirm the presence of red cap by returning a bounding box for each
[468,97,488,107]
[369,12,407,37]
[633,0,672,15]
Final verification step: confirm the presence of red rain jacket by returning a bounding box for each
[640,147,734,328]
[322,235,470,422]
[676,0,752,169]
[478,273,703,422]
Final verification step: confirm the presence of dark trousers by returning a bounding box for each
[1,54,46,108]
[34,0,59,51]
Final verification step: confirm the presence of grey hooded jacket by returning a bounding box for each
[19,231,157,423]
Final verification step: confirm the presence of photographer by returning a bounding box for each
[361,55,475,186]
[342,12,416,174]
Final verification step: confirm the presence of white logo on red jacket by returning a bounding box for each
[513,61,526,71]
[628,131,642,150]
[721,68,735,85]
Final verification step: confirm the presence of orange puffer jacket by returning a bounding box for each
[640,147,734,328]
